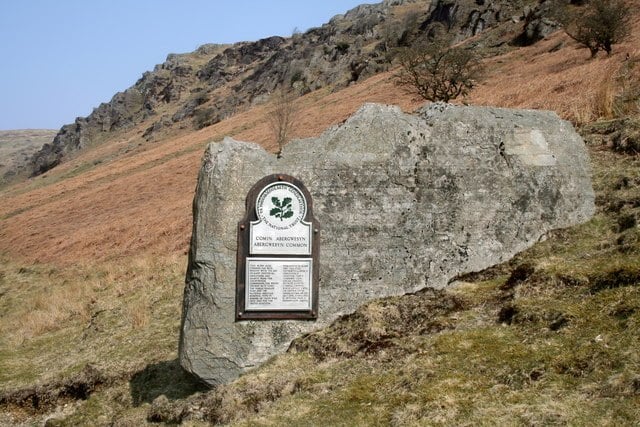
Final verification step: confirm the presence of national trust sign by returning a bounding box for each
[236,174,320,321]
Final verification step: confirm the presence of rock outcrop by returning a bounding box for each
[513,0,562,46]
[30,48,216,175]
[29,0,549,176]
[179,103,595,386]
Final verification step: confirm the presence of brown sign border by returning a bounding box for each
[236,174,320,321]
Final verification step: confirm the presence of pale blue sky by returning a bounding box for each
[0,1,367,130]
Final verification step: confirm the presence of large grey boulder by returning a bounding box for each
[179,103,594,386]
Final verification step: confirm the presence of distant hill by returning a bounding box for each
[0,129,56,186]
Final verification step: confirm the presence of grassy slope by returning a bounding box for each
[1,12,640,426]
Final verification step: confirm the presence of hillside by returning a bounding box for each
[27,0,544,178]
[1,0,640,425]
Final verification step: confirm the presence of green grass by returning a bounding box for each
[230,279,639,425]
[0,254,187,390]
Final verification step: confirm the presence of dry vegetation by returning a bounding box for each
[468,24,640,125]
[1,5,640,425]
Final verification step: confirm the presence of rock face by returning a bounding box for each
[179,103,595,386]
[513,0,562,46]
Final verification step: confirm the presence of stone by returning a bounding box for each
[514,0,562,46]
[179,103,595,386]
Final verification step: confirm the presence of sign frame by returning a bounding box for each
[236,174,320,321]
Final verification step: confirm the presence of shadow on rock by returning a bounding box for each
[129,359,208,406]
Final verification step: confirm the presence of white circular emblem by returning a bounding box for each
[256,182,307,230]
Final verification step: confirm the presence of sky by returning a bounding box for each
[0,1,367,130]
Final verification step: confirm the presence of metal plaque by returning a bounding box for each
[236,174,319,320]
[245,258,312,311]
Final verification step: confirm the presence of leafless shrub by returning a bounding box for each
[268,84,298,158]
[560,0,631,57]
[395,37,483,102]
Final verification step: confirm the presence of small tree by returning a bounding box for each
[562,0,631,57]
[268,84,298,158]
[395,37,483,102]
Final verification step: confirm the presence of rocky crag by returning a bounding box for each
[30,0,559,176]
[179,103,594,386]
